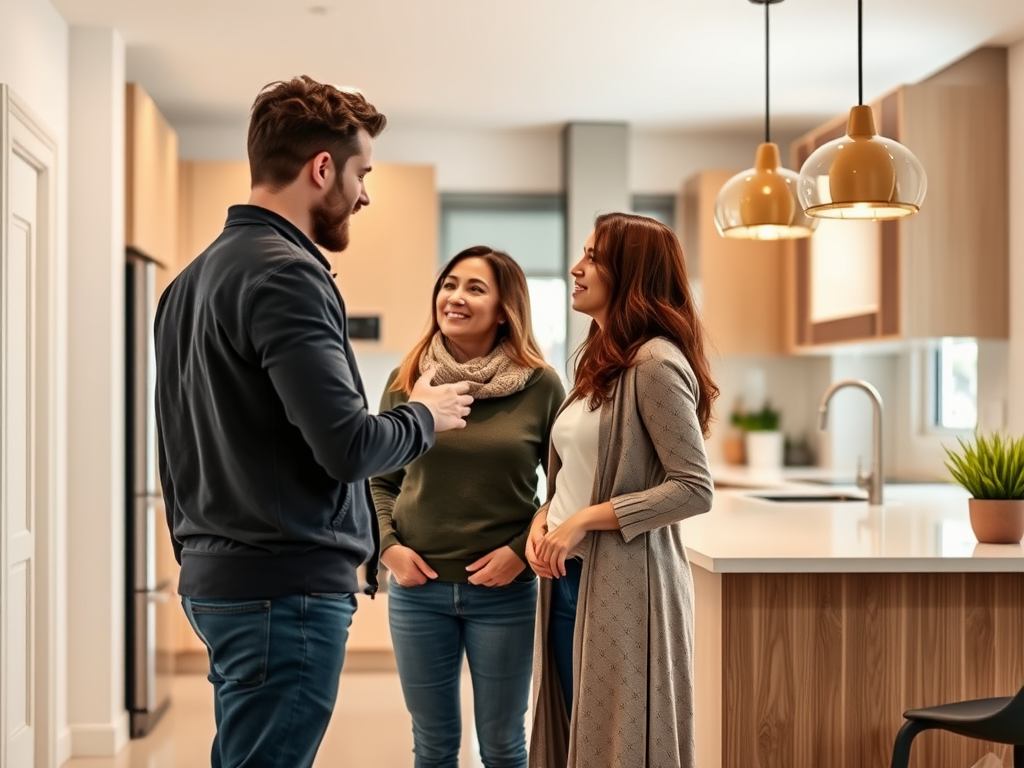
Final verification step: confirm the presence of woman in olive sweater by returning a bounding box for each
[371,246,565,768]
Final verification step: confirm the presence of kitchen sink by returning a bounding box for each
[748,492,867,503]
[796,476,948,486]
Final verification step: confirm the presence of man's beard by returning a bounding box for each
[311,179,351,253]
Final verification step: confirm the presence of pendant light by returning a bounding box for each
[714,0,816,240]
[797,0,926,219]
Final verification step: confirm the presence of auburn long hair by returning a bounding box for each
[570,212,718,438]
[391,246,550,394]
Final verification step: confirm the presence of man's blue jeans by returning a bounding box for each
[182,593,357,768]
[387,576,537,768]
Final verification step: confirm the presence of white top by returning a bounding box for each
[545,397,601,531]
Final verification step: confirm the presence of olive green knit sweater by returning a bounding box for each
[370,366,565,583]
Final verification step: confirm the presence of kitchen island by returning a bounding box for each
[683,479,1024,768]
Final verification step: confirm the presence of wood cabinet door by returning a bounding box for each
[126,83,178,269]
[791,95,901,348]
[682,172,787,356]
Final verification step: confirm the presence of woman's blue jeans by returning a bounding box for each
[549,557,583,716]
[182,593,357,768]
[387,576,537,768]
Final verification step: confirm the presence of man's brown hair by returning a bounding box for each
[247,75,387,190]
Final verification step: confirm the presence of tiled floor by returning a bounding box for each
[62,657,488,768]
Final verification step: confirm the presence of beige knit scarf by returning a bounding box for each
[419,332,533,400]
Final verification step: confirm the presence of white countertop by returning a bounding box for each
[680,466,1024,574]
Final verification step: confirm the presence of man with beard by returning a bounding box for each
[154,76,473,768]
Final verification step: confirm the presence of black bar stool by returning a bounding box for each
[890,687,1024,768]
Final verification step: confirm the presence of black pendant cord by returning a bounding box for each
[764,0,771,143]
[857,0,863,105]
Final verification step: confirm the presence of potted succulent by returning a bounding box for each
[731,402,783,469]
[943,432,1024,544]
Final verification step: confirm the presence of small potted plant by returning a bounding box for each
[943,432,1024,544]
[731,402,783,469]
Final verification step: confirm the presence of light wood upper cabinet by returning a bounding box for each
[679,171,788,356]
[789,62,1008,349]
[125,82,178,290]
[178,160,251,274]
[336,164,437,355]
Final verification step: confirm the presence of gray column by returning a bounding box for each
[562,123,629,365]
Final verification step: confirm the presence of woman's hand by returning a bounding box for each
[525,510,555,578]
[536,516,587,577]
[381,544,437,587]
[535,502,618,577]
[466,546,526,587]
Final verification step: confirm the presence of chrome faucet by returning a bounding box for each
[817,379,884,506]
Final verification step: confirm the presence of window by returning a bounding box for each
[934,337,978,430]
[631,194,676,230]
[440,194,567,379]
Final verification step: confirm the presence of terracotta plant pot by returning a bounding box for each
[968,499,1024,544]
[723,434,745,466]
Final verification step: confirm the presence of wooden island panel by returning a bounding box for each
[699,570,1024,768]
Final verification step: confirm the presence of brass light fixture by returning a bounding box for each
[714,0,816,240]
[797,0,927,219]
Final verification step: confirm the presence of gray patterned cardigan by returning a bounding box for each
[529,337,714,768]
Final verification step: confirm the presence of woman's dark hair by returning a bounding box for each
[571,212,718,437]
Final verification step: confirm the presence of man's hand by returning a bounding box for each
[466,546,527,587]
[381,544,437,587]
[525,510,554,579]
[409,366,473,433]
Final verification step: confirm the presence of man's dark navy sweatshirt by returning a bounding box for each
[154,205,434,599]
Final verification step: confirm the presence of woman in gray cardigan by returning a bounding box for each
[526,212,718,768]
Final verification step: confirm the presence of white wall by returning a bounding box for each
[0,0,70,763]
[1008,40,1024,435]
[0,0,69,139]
[629,128,804,195]
[177,121,566,192]
[66,26,130,758]
[175,120,248,162]
[377,125,564,193]
[177,121,769,195]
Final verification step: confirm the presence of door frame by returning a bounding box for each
[0,83,62,768]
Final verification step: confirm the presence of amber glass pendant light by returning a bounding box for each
[714,0,816,240]
[797,0,926,219]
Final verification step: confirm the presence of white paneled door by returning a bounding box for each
[4,133,37,768]
[1,86,59,768]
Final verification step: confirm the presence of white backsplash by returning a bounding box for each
[706,354,833,467]
[711,339,1009,482]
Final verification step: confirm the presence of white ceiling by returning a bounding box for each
[51,0,1024,135]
